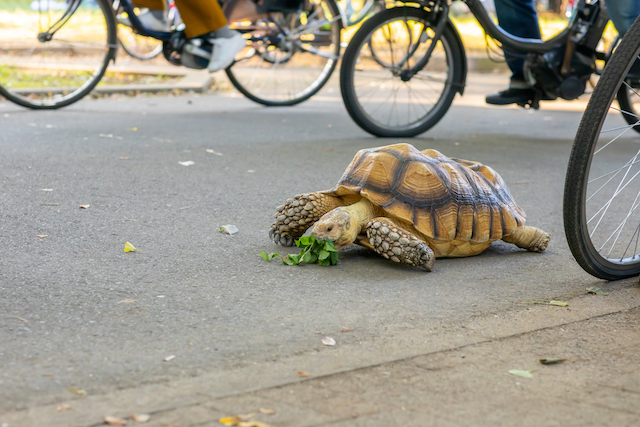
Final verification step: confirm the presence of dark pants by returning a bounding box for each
[494,0,640,82]
[606,0,640,35]
[494,0,541,83]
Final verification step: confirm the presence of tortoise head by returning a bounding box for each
[311,207,358,248]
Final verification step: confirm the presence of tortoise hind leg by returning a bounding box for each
[502,225,550,252]
[270,193,345,246]
[366,217,435,271]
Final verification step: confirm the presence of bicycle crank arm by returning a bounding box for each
[297,44,339,60]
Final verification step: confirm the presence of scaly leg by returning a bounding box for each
[366,217,435,271]
[502,225,550,252]
[269,193,344,246]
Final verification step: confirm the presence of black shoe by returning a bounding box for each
[486,88,535,105]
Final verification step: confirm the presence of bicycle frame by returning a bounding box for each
[113,0,173,41]
[402,0,603,81]
[463,0,571,54]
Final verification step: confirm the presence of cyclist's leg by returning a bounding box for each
[175,0,245,71]
[174,0,228,37]
[486,0,542,105]
[606,0,640,36]
[134,0,167,10]
[606,0,640,77]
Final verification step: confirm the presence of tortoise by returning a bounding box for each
[269,143,550,271]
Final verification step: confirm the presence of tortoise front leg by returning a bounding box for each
[366,217,435,271]
[269,193,344,246]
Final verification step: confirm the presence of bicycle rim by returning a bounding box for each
[225,0,341,106]
[0,0,116,109]
[564,17,640,279]
[118,25,163,60]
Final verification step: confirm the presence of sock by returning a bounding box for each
[214,25,239,39]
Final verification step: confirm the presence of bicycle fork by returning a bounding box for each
[396,1,449,82]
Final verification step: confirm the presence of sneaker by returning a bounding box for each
[207,32,246,72]
[117,9,170,32]
[485,87,536,105]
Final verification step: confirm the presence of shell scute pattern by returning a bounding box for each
[322,144,525,243]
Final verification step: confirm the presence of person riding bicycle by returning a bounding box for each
[118,0,246,72]
[486,0,640,106]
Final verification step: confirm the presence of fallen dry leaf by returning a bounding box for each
[104,415,127,426]
[131,413,151,423]
[219,415,274,427]
[539,357,589,365]
[341,327,354,333]
[539,358,567,365]
[14,316,28,323]
[69,388,87,396]
[178,161,195,166]
[322,336,336,346]
[79,204,90,209]
[41,188,53,191]
[163,355,176,362]
[131,127,138,131]
[219,225,239,235]
[521,301,568,307]
[508,369,534,378]
[297,371,310,377]
[124,242,143,253]
[120,157,130,160]
[259,408,276,415]
[56,403,71,412]
[549,300,568,307]
[118,299,136,304]
[36,235,48,238]
[206,149,223,156]
[586,286,609,295]
[99,133,114,138]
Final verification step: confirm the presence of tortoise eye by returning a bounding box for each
[327,226,333,232]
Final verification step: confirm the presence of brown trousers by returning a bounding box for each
[132,0,227,38]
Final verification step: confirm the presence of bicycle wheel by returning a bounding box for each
[225,0,342,106]
[0,0,117,109]
[118,26,163,60]
[564,16,640,280]
[340,7,464,137]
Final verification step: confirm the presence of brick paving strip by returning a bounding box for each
[3,282,639,427]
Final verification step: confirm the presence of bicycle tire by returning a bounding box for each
[340,7,464,137]
[225,0,342,107]
[0,0,117,109]
[563,15,640,280]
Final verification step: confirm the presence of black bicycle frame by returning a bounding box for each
[464,0,571,54]
[114,0,173,41]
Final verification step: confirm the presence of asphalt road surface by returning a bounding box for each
[1,74,637,425]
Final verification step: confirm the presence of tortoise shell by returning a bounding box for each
[321,143,525,243]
